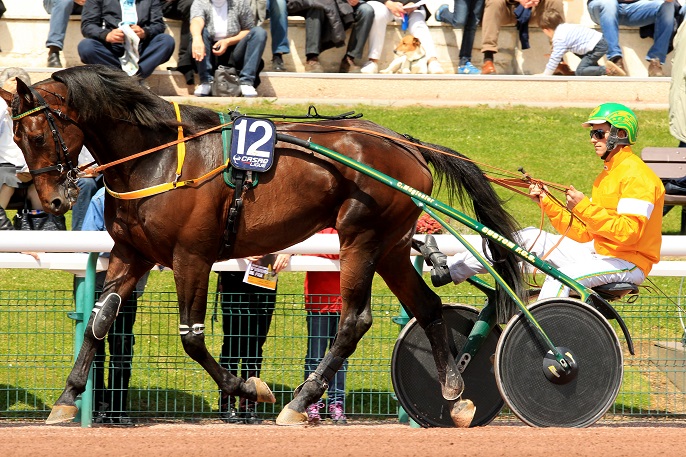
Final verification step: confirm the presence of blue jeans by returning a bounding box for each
[576,36,608,76]
[197,27,267,86]
[587,0,675,63]
[70,176,102,231]
[44,0,82,50]
[435,0,485,62]
[269,0,290,56]
[78,34,176,79]
[304,312,347,405]
[345,2,374,61]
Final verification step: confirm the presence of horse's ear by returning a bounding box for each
[15,77,36,114]
[0,87,12,106]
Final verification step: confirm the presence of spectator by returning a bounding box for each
[586,0,675,77]
[70,146,103,232]
[479,0,564,75]
[664,19,686,215]
[162,0,195,85]
[538,9,626,76]
[0,69,41,230]
[286,0,374,73]
[44,0,85,68]
[303,228,348,425]
[78,0,176,81]
[217,254,291,424]
[361,0,445,74]
[80,187,150,426]
[269,0,290,71]
[190,0,267,97]
[433,0,484,74]
[422,103,664,300]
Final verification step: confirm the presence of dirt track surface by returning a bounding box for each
[1,421,684,457]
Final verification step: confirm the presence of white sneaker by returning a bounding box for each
[194,82,211,97]
[428,60,445,74]
[240,84,258,97]
[360,61,379,74]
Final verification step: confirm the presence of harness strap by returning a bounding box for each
[105,159,230,199]
[172,102,186,181]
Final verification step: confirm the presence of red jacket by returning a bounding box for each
[304,228,342,312]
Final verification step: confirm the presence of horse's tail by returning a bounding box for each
[416,140,525,323]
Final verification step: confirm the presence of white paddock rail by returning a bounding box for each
[0,232,686,276]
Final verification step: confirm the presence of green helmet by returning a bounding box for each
[582,102,638,144]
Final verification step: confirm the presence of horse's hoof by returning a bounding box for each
[275,407,308,426]
[246,377,276,403]
[441,371,464,401]
[46,405,78,425]
[450,399,476,428]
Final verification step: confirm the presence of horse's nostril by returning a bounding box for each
[51,199,63,211]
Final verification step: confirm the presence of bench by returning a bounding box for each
[641,147,686,234]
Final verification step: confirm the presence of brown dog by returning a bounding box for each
[379,35,428,74]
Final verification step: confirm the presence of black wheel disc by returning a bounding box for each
[391,304,503,427]
[495,298,623,427]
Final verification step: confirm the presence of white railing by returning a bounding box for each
[0,232,685,276]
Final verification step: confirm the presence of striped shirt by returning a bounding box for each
[544,23,603,75]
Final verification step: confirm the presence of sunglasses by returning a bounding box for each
[589,129,608,140]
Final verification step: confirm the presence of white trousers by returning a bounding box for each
[367,2,438,60]
[447,227,646,299]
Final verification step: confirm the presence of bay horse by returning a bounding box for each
[2,65,524,426]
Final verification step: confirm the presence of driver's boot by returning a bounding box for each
[419,235,453,287]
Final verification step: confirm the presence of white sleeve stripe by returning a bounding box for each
[617,198,654,218]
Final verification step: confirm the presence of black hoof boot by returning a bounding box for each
[419,235,453,287]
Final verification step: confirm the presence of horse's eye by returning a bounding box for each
[28,133,46,147]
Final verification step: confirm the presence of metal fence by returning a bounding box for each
[1,289,685,424]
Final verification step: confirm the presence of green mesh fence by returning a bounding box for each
[1,290,685,423]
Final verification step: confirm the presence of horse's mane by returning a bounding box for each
[51,65,172,130]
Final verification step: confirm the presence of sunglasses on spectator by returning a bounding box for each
[589,129,608,140]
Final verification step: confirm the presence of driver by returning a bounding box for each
[421,103,665,299]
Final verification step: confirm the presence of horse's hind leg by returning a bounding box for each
[172,260,275,406]
[47,249,151,424]
[276,244,375,426]
[376,247,475,427]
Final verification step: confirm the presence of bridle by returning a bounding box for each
[12,86,82,187]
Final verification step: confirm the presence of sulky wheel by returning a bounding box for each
[494,297,623,427]
[391,304,503,427]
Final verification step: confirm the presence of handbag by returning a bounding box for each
[211,66,241,97]
[13,201,67,231]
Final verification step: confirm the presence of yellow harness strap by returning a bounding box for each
[105,102,229,200]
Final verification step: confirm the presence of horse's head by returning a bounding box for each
[7,77,84,214]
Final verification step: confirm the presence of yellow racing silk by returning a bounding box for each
[541,147,665,275]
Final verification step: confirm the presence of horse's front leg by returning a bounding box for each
[47,249,151,424]
[173,260,275,405]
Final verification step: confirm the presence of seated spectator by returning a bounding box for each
[44,0,85,68]
[269,0,290,71]
[539,9,626,76]
[78,0,176,81]
[479,0,564,75]
[162,0,195,85]
[0,69,41,230]
[361,0,445,74]
[286,0,374,73]
[586,0,675,77]
[190,0,267,97]
[434,0,484,74]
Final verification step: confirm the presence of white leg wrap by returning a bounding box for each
[179,324,205,336]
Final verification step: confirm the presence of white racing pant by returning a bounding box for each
[447,227,646,299]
